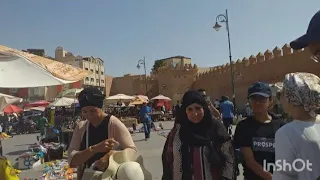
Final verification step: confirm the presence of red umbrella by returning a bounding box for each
[3,104,23,114]
[24,100,50,108]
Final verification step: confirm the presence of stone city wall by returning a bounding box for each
[192,44,319,108]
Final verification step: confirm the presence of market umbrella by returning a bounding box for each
[24,106,46,111]
[134,95,149,102]
[129,98,148,106]
[48,97,78,107]
[0,93,23,112]
[3,104,23,114]
[0,45,91,88]
[150,95,171,101]
[105,94,135,104]
[24,100,50,108]
[56,88,83,98]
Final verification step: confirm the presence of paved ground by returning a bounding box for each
[2,121,244,179]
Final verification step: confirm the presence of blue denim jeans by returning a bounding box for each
[143,121,151,139]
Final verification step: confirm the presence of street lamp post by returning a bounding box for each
[137,57,148,97]
[213,9,236,107]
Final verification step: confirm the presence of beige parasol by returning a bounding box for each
[0,44,91,88]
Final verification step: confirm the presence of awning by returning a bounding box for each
[0,44,91,88]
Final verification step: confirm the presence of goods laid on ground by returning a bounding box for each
[120,117,138,127]
[127,123,163,134]
[1,132,12,139]
[0,156,20,180]
[18,143,69,179]
[42,159,77,180]
[17,152,40,170]
[158,131,169,138]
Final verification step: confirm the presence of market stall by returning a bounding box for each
[149,95,173,121]
[0,44,91,180]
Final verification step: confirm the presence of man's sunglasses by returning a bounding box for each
[311,51,320,63]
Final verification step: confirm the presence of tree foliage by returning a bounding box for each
[152,59,166,72]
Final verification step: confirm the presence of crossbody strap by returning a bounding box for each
[86,114,112,149]
[85,114,111,168]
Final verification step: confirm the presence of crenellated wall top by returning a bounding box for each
[196,43,306,80]
[133,75,155,81]
[156,63,198,72]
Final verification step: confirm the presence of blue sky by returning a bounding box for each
[0,1,319,76]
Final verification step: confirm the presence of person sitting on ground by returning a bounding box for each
[67,87,136,180]
[162,90,236,180]
[273,72,320,180]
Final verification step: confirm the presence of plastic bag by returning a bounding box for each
[0,156,20,180]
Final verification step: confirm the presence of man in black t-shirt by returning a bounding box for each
[234,82,285,180]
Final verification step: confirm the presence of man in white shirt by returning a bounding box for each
[197,89,221,119]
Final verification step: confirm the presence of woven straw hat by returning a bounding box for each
[101,148,152,180]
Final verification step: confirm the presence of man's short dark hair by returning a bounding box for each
[197,89,206,92]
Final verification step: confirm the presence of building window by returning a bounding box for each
[85,68,88,71]
[91,78,94,82]
[96,70,98,74]
[101,80,105,83]
[85,77,89,81]
[90,69,94,72]
[101,71,104,75]
[96,79,99,82]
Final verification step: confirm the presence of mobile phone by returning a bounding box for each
[205,96,211,102]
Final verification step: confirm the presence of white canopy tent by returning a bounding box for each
[24,106,46,112]
[105,94,135,104]
[56,88,83,98]
[150,95,171,101]
[0,93,23,112]
[134,95,149,101]
[48,97,78,107]
[0,45,91,88]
